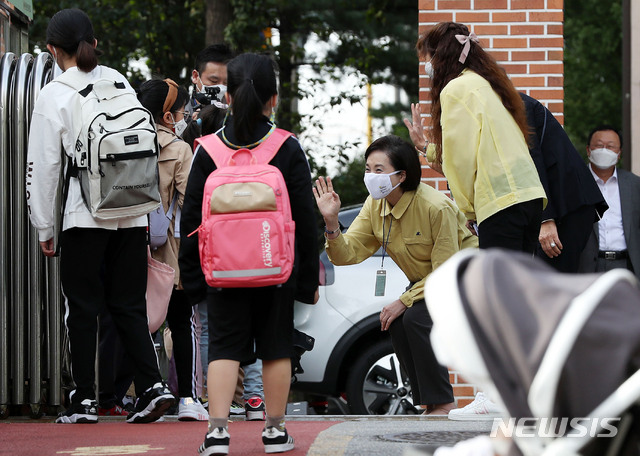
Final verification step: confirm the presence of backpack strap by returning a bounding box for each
[54,70,127,96]
[250,129,292,164]
[196,128,293,168]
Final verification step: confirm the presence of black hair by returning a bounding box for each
[46,8,101,73]
[227,53,278,145]
[181,104,227,150]
[364,135,421,191]
[137,79,188,123]
[194,44,235,74]
[587,124,622,148]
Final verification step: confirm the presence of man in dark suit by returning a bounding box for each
[521,94,608,273]
[578,125,640,279]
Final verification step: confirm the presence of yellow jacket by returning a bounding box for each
[326,183,478,307]
[439,69,546,223]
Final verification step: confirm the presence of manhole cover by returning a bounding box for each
[378,431,488,446]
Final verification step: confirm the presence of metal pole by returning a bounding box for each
[0,52,17,417]
[9,53,33,405]
[26,52,52,414]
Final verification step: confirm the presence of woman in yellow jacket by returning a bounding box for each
[414,22,546,254]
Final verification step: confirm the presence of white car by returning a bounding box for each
[292,205,418,415]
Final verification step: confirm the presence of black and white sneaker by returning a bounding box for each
[198,427,230,456]
[55,399,98,424]
[262,426,295,454]
[126,382,175,423]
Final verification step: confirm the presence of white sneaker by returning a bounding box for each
[433,436,495,455]
[448,392,502,421]
[229,401,245,416]
[178,397,209,421]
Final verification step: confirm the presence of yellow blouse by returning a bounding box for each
[439,69,547,223]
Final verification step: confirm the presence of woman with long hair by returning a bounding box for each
[180,53,319,455]
[412,22,546,253]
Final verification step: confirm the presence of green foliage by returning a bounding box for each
[328,155,369,207]
[225,0,418,167]
[564,0,622,151]
[29,0,205,87]
[29,0,419,177]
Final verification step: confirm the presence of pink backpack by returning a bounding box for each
[193,129,295,288]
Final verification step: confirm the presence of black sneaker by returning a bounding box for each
[55,399,98,424]
[245,396,265,421]
[262,426,294,454]
[198,427,230,456]
[126,382,175,423]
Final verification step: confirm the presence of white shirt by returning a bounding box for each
[26,65,147,242]
[589,164,627,251]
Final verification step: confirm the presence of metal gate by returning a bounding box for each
[0,50,65,418]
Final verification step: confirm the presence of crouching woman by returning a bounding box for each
[314,135,477,415]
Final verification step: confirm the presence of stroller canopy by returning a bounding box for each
[425,249,640,456]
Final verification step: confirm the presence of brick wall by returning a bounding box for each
[417,0,564,407]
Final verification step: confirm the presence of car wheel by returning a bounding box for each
[345,339,418,415]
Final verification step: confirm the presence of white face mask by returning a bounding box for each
[170,116,188,137]
[363,171,401,200]
[589,147,619,169]
[424,59,434,78]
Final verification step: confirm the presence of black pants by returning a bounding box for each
[478,199,543,254]
[535,205,596,273]
[388,300,454,406]
[166,289,198,398]
[98,310,135,408]
[60,227,161,403]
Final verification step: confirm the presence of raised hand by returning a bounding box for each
[312,176,341,227]
[403,103,427,150]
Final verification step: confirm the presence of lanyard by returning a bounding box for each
[381,202,393,269]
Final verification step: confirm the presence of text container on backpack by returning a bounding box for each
[194,129,295,288]
[55,70,161,220]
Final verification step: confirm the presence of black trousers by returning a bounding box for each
[60,227,161,403]
[166,289,198,398]
[478,199,543,254]
[535,205,597,273]
[388,300,454,406]
[98,309,135,408]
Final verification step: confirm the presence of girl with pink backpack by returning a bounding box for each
[179,53,319,455]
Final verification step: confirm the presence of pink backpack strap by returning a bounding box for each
[195,129,293,168]
[250,128,293,164]
[195,133,230,169]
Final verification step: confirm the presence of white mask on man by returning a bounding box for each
[363,171,401,200]
[589,147,619,169]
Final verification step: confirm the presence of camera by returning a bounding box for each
[194,85,225,106]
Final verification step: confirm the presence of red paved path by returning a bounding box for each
[0,420,340,456]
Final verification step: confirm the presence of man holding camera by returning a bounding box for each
[187,43,235,118]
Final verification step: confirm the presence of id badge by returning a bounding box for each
[375,269,386,296]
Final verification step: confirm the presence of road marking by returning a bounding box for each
[307,434,353,456]
[57,445,164,455]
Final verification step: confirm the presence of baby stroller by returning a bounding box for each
[424,249,640,456]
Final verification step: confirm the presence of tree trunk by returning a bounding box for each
[206,0,232,45]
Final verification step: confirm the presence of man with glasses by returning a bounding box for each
[578,125,640,278]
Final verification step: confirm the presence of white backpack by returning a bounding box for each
[54,69,161,220]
